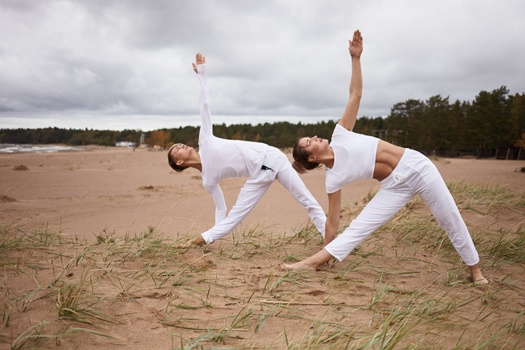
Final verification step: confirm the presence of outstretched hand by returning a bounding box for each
[176,235,206,249]
[349,30,363,59]
[192,52,206,73]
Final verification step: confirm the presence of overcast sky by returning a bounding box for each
[1,0,524,131]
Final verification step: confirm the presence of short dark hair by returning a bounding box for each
[167,146,188,172]
[292,138,320,174]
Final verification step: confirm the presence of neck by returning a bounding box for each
[319,147,335,169]
[189,153,202,172]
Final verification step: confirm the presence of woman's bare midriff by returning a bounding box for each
[373,140,406,181]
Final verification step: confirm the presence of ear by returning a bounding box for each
[176,160,184,166]
[307,155,317,162]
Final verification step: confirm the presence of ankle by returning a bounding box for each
[468,264,484,281]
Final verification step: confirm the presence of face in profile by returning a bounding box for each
[168,143,195,169]
[298,136,328,161]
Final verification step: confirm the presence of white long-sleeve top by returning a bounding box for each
[195,64,272,242]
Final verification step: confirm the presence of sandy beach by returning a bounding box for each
[1,147,523,242]
[1,147,524,349]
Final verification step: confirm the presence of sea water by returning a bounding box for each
[0,144,82,154]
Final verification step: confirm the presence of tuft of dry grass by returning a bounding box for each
[12,165,29,171]
[0,194,16,202]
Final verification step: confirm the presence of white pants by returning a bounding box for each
[202,148,326,243]
[324,149,480,266]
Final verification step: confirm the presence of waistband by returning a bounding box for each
[379,148,412,186]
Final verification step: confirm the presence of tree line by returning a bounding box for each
[1,86,524,158]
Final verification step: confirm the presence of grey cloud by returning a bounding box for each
[1,0,524,131]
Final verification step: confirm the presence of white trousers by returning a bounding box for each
[324,149,480,266]
[202,148,326,243]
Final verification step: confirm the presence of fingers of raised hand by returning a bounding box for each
[350,30,362,47]
[195,52,205,65]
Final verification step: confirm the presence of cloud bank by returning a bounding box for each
[1,0,524,131]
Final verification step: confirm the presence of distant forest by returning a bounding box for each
[1,86,524,159]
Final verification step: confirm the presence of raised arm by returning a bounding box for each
[193,53,213,139]
[338,30,363,131]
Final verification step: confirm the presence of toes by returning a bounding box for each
[473,277,489,285]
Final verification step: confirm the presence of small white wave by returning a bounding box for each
[0,144,82,154]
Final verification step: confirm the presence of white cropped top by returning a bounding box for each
[325,124,379,193]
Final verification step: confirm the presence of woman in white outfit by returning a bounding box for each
[168,53,326,247]
[283,30,487,285]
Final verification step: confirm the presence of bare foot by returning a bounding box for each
[281,261,316,271]
[468,264,488,284]
[282,249,333,271]
[472,277,489,285]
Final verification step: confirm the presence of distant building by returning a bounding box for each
[115,141,136,147]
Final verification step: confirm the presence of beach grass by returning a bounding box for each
[1,181,524,349]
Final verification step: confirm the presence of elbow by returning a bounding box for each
[347,93,362,109]
[350,89,362,100]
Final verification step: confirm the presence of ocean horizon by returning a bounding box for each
[0,143,82,154]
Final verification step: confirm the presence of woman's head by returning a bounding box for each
[292,136,322,174]
[167,143,192,172]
